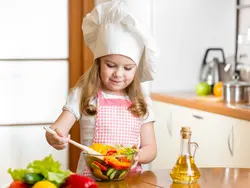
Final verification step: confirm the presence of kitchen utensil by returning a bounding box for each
[200,48,233,87]
[236,63,250,83]
[43,127,104,160]
[223,74,250,104]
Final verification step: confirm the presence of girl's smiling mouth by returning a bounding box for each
[110,79,123,83]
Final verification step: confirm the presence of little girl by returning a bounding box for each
[46,0,158,174]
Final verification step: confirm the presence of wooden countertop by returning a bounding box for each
[97,168,250,187]
[151,92,250,121]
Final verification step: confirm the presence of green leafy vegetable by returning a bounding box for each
[8,155,71,187]
[115,145,138,160]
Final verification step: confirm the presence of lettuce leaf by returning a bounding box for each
[7,168,28,181]
[8,155,71,186]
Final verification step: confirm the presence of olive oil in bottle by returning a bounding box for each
[170,127,200,184]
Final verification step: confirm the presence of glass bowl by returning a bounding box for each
[82,152,136,182]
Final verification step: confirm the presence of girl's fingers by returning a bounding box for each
[51,134,69,144]
[55,128,64,137]
[47,128,70,150]
[134,155,139,161]
[53,143,68,150]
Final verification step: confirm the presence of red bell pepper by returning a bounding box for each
[106,149,117,155]
[61,174,98,188]
[104,157,131,170]
[93,161,107,171]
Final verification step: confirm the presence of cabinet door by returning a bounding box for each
[150,101,174,169]
[189,109,236,168]
[234,119,250,168]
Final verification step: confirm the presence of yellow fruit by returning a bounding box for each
[213,82,223,97]
[32,181,57,188]
[89,143,115,155]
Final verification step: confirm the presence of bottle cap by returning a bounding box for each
[181,127,191,132]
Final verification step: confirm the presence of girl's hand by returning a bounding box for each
[131,149,141,170]
[46,128,70,150]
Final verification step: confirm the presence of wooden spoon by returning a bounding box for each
[43,127,104,160]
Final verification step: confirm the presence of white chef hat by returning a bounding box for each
[82,0,158,82]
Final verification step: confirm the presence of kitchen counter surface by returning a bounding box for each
[97,168,250,187]
[151,92,250,121]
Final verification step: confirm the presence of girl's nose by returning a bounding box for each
[114,67,124,77]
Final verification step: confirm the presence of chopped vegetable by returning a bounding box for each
[104,156,131,170]
[93,161,107,171]
[86,143,137,181]
[93,169,109,181]
[91,162,101,170]
[106,149,117,155]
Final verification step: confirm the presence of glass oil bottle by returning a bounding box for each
[170,127,200,184]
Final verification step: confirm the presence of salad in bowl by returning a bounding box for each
[83,143,138,182]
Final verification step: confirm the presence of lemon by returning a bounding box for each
[32,181,57,188]
[195,82,211,96]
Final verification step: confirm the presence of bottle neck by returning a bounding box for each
[180,137,191,156]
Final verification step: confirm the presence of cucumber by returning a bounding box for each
[91,162,101,170]
[23,173,44,184]
[109,170,118,180]
[106,168,115,177]
[118,170,128,179]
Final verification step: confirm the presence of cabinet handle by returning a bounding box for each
[227,126,234,156]
[166,112,172,137]
[192,114,204,120]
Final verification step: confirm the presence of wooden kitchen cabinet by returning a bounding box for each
[150,101,247,170]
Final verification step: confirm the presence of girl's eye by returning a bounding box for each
[125,67,133,71]
[107,64,115,68]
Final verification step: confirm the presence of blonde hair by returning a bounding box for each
[74,59,148,118]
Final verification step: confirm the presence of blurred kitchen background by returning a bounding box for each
[0,0,248,184]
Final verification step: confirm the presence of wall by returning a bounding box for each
[0,0,69,184]
[95,0,236,92]
[152,0,236,92]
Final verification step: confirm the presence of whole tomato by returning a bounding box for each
[9,180,29,188]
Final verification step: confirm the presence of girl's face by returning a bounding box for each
[99,54,137,95]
